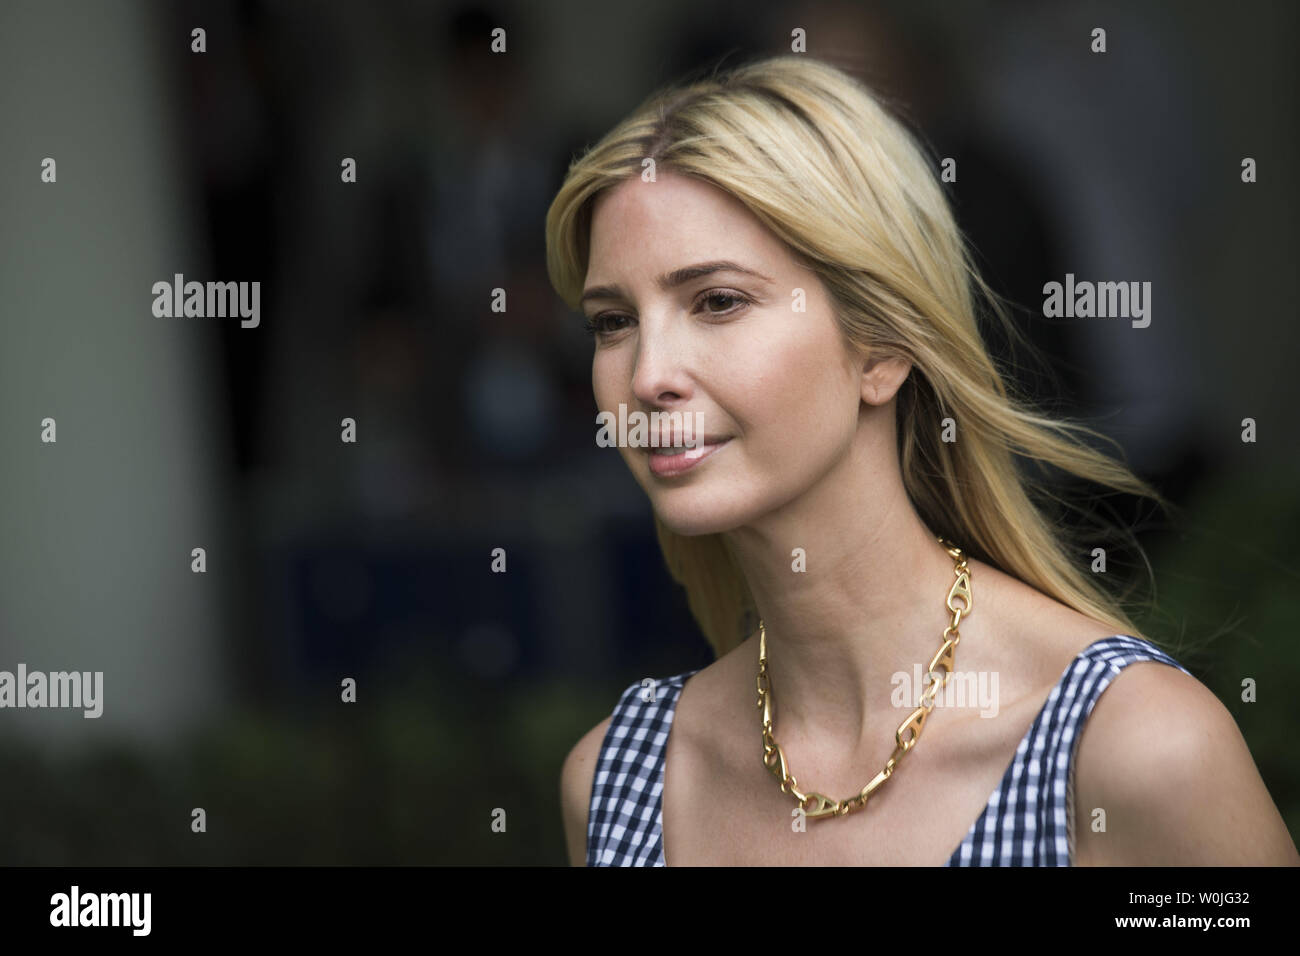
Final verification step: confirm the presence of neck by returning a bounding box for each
[721,416,963,763]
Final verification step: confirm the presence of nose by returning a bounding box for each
[629,313,693,408]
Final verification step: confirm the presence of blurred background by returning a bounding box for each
[0,0,1296,864]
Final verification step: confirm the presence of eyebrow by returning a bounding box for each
[579,260,774,307]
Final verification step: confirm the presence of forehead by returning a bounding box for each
[587,172,785,273]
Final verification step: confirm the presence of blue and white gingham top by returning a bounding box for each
[586,634,1190,866]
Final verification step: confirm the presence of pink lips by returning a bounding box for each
[645,438,731,478]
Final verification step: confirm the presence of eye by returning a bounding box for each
[582,289,752,339]
[582,313,631,337]
[697,290,750,315]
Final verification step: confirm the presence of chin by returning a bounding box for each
[649,493,752,537]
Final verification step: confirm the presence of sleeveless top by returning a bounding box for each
[586,634,1191,866]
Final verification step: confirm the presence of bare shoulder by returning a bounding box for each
[560,715,613,867]
[958,557,1124,690]
[963,557,1297,863]
[1072,661,1300,865]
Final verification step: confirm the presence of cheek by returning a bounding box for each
[591,352,629,413]
[728,322,856,444]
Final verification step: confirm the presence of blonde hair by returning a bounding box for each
[545,54,1181,660]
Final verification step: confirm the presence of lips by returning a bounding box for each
[644,437,731,477]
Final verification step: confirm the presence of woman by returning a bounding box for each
[546,55,1298,866]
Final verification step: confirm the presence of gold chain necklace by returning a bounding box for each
[756,537,973,820]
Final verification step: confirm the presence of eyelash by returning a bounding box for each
[582,290,752,338]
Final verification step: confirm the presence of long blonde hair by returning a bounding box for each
[546,54,1181,660]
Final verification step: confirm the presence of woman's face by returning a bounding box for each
[582,170,867,536]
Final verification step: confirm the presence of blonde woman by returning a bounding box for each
[547,55,1298,866]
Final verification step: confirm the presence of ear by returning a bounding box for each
[860,351,912,406]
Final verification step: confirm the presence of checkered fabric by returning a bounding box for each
[587,635,1190,866]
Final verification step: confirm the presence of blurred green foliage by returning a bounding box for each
[1131,465,1300,848]
[0,658,618,865]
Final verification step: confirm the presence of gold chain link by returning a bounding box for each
[756,537,973,820]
